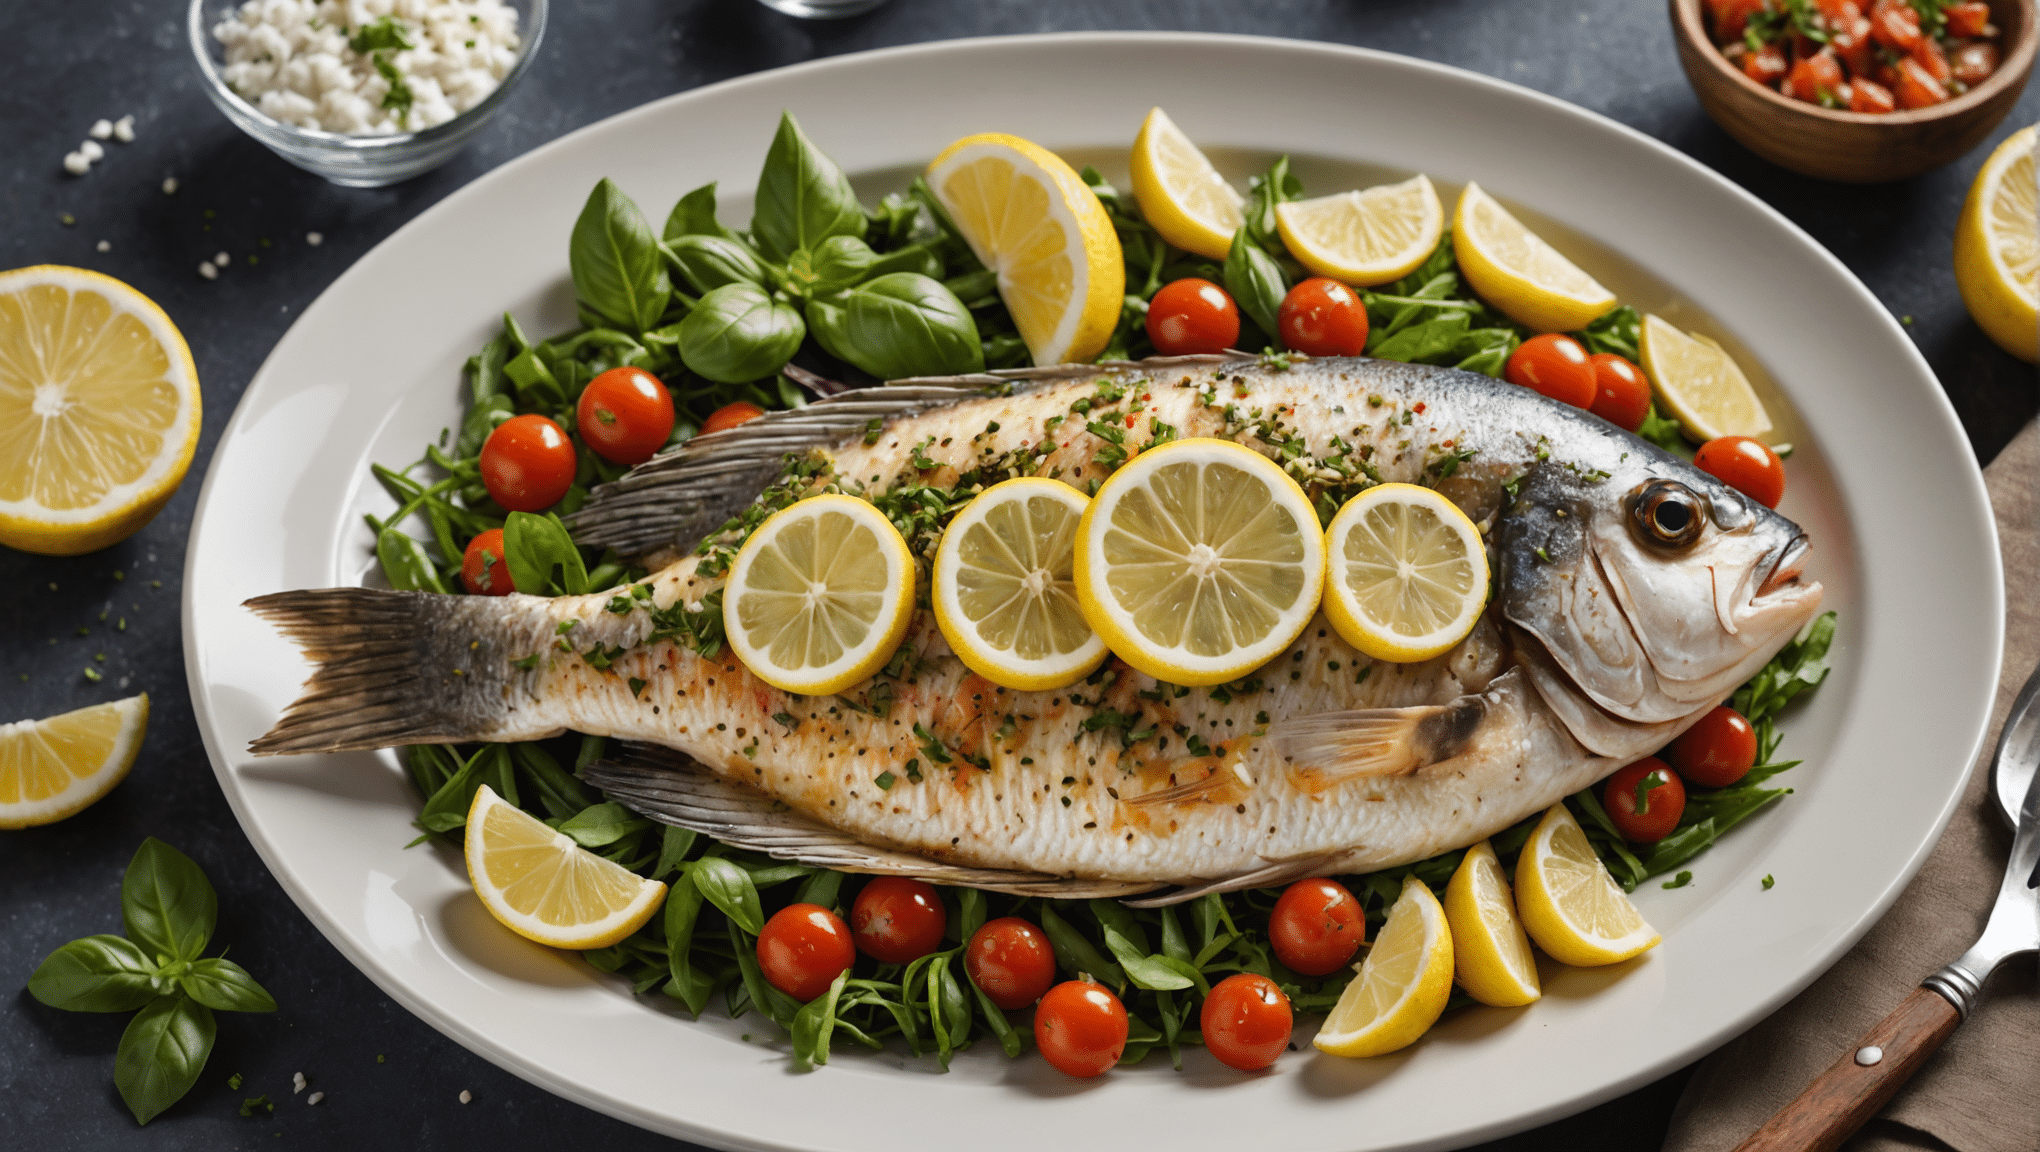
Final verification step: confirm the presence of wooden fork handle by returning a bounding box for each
[1732,986,1961,1152]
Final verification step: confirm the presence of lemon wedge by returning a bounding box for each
[1515,803,1660,967]
[1637,314,1774,442]
[1452,183,1616,333]
[1275,175,1444,288]
[1129,107,1245,261]
[1073,438,1324,687]
[1444,840,1541,1007]
[1955,125,2038,363]
[0,266,201,556]
[1313,875,1454,1058]
[723,493,915,697]
[1321,483,1489,664]
[0,694,148,829]
[465,784,666,950]
[926,133,1124,367]
[933,477,1106,691]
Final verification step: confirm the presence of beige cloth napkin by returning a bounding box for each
[1661,419,2040,1152]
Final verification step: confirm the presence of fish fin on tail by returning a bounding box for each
[1272,696,1489,788]
[245,589,533,755]
[1119,856,1346,908]
[585,744,1162,899]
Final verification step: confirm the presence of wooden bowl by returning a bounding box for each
[1670,0,2037,182]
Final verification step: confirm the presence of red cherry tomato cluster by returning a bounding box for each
[1709,0,2000,114]
[576,367,675,466]
[1506,333,1596,409]
[1695,435,1787,508]
[1268,877,1366,975]
[1601,704,1761,842]
[1146,278,1240,355]
[479,413,578,512]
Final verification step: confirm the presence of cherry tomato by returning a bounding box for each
[755,903,855,1002]
[1849,76,1898,113]
[1912,36,1953,85]
[1034,980,1128,1078]
[700,401,766,435]
[576,367,675,466]
[1784,49,1846,104]
[1743,42,1790,85]
[1145,278,1241,356]
[1586,353,1651,432]
[1870,0,1923,52]
[850,877,947,964]
[1710,0,1772,39]
[1277,278,1369,357]
[1831,17,1877,78]
[965,917,1058,1010]
[1268,878,1366,976]
[1813,0,1861,24]
[1945,1,1993,38]
[1894,56,1950,107]
[1950,41,2000,86]
[1669,705,1760,788]
[1505,334,1596,409]
[1199,973,1293,1072]
[1694,435,1786,508]
[1605,757,1687,843]
[479,414,577,513]
[460,528,513,596]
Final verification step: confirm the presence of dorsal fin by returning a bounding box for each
[582,743,1161,899]
[567,353,1256,563]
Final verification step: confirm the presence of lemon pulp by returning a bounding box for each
[1322,483,1489,663]
[0,694,148,829]
[934,477,1105,691]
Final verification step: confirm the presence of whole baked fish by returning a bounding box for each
[249,353,1823,903]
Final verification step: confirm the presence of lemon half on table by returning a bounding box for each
[0,266,201,555]
[933,477,1106,691]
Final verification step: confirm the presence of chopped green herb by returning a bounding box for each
[1762,874,1776,890]
[1661,871,1693,890]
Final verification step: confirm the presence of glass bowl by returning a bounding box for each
[187,0,547,188]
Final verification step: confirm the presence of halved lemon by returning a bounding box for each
[0,266,201,556]
[1955,125,2037,363]
[0,694,148,829]
[1129,107,1245,261]
[1444,840,1541,1007]
[722,493,915,697]
[933,477,1106,691]
[1514,803,1660,967]
[465,784,666,950]
[1313,875,1455,1058]
[1073,438,1324,687]
[1322,483,1488,664]
[1638,314,1774,442]
[1452,182,1616,334]
[926,133,1124,367]
[1275,175,1444,287]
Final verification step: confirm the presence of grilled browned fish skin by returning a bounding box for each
[249,354,1823,901]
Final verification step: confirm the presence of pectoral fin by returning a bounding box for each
[1273,695,1490,790]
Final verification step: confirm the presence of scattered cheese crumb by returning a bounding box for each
[80,140,105,162]
[96,240,110,252]
[113,115,136,143]
[199,262,219,280]
[306,231,324,246]
[292,1072,306,1094]
[89,119,113,140]
[162,176,179,194]
[214,251,231,267]
[63,152,90,175]
[308,1091,325,1105]
[458,1090,472,1104]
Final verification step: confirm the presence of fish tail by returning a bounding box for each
[245,588,534,755]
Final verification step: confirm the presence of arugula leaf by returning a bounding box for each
[1572,304,1641,361]
[1636,402,1688,454]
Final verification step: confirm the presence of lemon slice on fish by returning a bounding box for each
[1444,840,1541,1007]
[1954,125,2037,363]
[0,693,148,829]
[1321,483,1489,664]
[1313,875,1455,1058]
[925,133,1124,366]
[465,784,667,950]
[722,493,916,697]
[1130,107,1245,261]
[1515,803,1661,967]
[1275,175,1444,287]
[1074,438,1323,687]
[1637,314,1773,442]
[1452,182,1617,333]
[933,477,1107,691]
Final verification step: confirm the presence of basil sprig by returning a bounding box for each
[570,178,674,334]
[28,839,276,1124]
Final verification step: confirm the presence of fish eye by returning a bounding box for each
[1628,479,1707,550]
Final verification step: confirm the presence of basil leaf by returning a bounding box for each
[1224,229,1288,348]
[1038,903,1123,987]
[691,855,764,935]
[730,926,800,1026]
[651,826,697,881]
[503,345,564,407]
[375,527,448,593]
[569,178,672,334]
[791,967,850,1069]
[806,273,983,381]
[934,955,972,1052]
[866,242,943,282]
[557,802,650,848]
[663,234,769,296]
[794,868,843,911]
[455,393,515,459]
[28,935,163,1012]
[678,283,804,384]
[788,234,876,297]
[178,958,277,1014]
[122,839,216,965]
[663,181,743,245]
[1157,905,1192,965]
[1242,155,1302,249]
[502,511,588,596]
[467,328,513,405]
[115,995,214,1125]
[751,111,865,263]
[962,966,1024,1058]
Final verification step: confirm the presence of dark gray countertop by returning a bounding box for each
[3,2,2032,1149]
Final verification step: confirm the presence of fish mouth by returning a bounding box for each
[1757,532,1810,599]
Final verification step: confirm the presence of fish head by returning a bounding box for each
[1492,448,1823,728]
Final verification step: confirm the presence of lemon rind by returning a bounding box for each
[1129,107,1245,261]
[1452,182,1616,334]
[1275,175,1445,288]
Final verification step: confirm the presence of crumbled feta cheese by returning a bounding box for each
[458,1090,472,1104]
[308,1091,325,1105]
[96,240,111,252]
[306,231,323,246]
[214,252,231,267]
[213,0,521,135]
[62,152,90,175]
[89,119,113,140]
[80,140,105,162]
[293,1072,306,1094]
[162,176,179,194]
[112,115,136,143]
[199,262,219,280]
